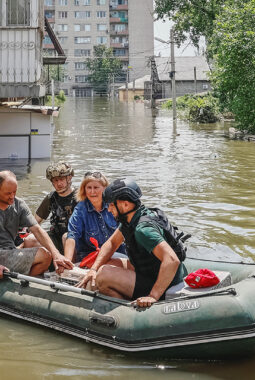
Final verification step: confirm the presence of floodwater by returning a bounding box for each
[0,98,255,379]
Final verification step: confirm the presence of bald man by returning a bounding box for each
[0,171,73,276]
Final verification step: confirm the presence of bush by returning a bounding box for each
[45,90,66,107]
[161,93,220,123]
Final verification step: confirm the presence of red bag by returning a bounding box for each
[185,268,220,288]
[79,237,100,268]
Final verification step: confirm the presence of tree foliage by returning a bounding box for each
[86,45,122,95]
[44,65,64,82]
[209,0,255,132]
[154,0,224,48]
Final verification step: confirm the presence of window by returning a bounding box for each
[75,88,92,97]
[62,89,69,95]
[7,0,30,26]
[45,10,55,18]
[75,11,91,18]
[74,24,91,32]
[50,23,55,30]
[75,49,91,56]
[58,11,68,18]
[45,0,54,5]
[74,0,91,4]
[75,36,91,44]
[58,36,68,43]
[59,0,67,4]
[97,11,106,18]
[44,36,52,44]
[97,24,107,31]
[75,75,88,83]
[113,49,126,56]
[58,24,68,31]
[97,0,106,4]
[75,62,87,70]
[97,36,107,44]
[114,24,126,32]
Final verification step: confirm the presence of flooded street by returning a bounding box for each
[1,97,255,379]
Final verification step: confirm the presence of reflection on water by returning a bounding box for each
[0,98,255,378]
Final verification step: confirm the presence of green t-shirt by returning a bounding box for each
[120,206,185,286]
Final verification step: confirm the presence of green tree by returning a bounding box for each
[86,45,123,95]
[154,0,224,49]
[210,0,255,132]
[44,65,64,82]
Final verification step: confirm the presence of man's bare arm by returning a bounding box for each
[134,241,180,307]
[30,224,73,271]
[77,229,124,288]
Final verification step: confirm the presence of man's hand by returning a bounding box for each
[132,295,157,308]
[76,268,97,289]
[0,265,9,279]
[53,255,74,275]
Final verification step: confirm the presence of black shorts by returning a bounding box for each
[132,273,166,301]
[132,263,186,301]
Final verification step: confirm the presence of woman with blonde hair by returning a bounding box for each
[64,171,126,263]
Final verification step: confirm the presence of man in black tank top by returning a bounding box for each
[23,162,77,254]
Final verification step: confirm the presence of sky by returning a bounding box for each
[154,19,199,57]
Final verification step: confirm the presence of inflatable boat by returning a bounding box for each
[1,256,255,360]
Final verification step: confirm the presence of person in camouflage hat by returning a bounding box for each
[23,161,77,254]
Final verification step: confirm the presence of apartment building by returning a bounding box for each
[44,0,154,97]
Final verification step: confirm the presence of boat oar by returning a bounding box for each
[3,271,97,297]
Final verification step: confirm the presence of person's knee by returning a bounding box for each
[96,265,112,291]
[35,248,52,268]
[23,234,40,248]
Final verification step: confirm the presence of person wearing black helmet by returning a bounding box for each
[23,161,77,254]
[78,178,185,308]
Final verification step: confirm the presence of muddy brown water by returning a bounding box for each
[0,98,255,379]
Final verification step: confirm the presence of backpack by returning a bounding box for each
[138,207,191,262]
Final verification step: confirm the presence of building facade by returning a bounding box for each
[0,0,46,99]
[43,0,154,97]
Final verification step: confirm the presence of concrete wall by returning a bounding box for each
[162,81,212,98]
[128,0,154,82]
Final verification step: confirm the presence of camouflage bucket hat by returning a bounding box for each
[46,161,74,181]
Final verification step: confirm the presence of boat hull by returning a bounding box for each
[1,257,255,360]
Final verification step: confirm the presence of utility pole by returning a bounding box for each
[126,67,129,102]
[150,56,160,108]
[194,66,197,94]
[170,28,176,121]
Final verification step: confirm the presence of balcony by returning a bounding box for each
[110,4,128,10]
[110,29,128,36]
[111,42,128,48]
[110,17,128,23]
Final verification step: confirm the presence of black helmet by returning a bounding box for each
[103,178,142,204]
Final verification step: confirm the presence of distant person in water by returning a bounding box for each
[0,170,73,276]
[23,162,77,254]
[64,171,126,265]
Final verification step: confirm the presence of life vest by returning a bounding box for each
[120,207,190,279]
[49,191,77,236]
